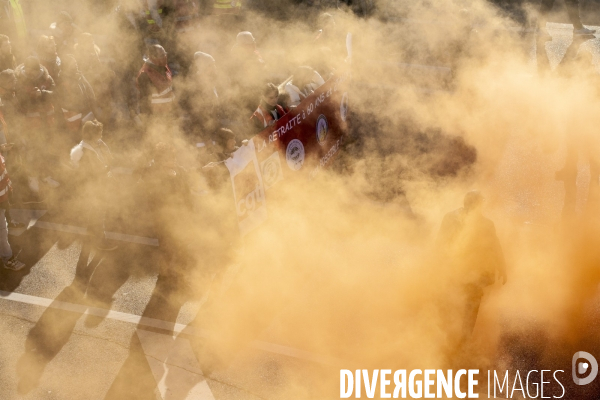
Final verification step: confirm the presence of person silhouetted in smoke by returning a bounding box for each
[212,127,238,161]
[537,0,595,36]
[74,33,116,126]
[0,148,25,271]
[70,120,117,251]
[437,191,507,346]
[0,69,18,147]
[202,128,238,191]
[15,56,57,199]
[136,44,176,123]
[55,55,97,146]
[314,12,336,43]
[250,83,285,131]
[179,51,220,141]
[0,34,16,71]
[0,69,25,230]
[313,12,346,61]
[35,35,61,83]
[230,31,264,69]
[49,11,80,56]
[138,142,195,286]
[226,31,267,115]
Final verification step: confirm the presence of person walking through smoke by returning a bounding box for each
[70,120,117,251]
[437,191,507,346]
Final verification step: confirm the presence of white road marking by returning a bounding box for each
[8,209,47,236]
[105,231,159,246]
[0,290,343,366]
[34,220,87,235]
[137,330,216,400]
[7,209,159,246]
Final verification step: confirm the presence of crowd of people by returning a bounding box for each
[0,2,346,271]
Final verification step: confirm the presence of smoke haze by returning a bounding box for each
[2,0,600,399]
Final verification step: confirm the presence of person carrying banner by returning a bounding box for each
[250,83,285,131]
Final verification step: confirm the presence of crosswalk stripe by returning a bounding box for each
[34,220,88,235]
[0,289,344,365]
[7,209,159,246]
[137,329,216,400]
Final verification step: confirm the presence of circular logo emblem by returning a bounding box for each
[286,139,305,171]
[316,114,328,146]
[262,156,280,188]
[340,92,349,122]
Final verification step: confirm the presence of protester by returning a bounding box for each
[136,44,176,120]
[227,31,266,114]
[179,51,220,140]
[36,35,61,83]
[0,69,25,228]
[314,12,337,44]
[15,56,55,127]
[277,91,292,114]
[50,11,79,56]
[55,55,97,142]
[70,120,116,251]
[0,148,24,270]
[74,33,102,78]
[231,31,264,66]
[0,34,16,71]
[250,83,285,131]
[0,69,17,146]
[437,191,507,345]
[15,56,57,196]
[137,141,195,286]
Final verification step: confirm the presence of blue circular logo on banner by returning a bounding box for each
[316,114,328,146]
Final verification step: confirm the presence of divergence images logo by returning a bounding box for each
[316,114,328,145]
[286,139,305,171]
[573,351,598,386]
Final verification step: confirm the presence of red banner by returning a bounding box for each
[225,72,350,235]
[253,72,350,181]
